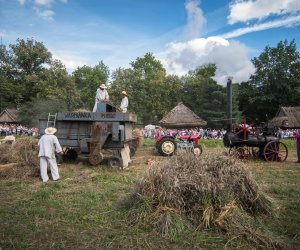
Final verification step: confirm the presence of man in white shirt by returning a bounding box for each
[92,83,109,112]
[120,91,128,113]
[38,127,63,182]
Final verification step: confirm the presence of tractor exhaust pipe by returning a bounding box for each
[226,77,232,132]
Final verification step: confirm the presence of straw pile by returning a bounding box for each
[125,152,280,248]
[0,137,39,179]
[128,128,143,156]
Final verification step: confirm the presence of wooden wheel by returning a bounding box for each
[251,147,260,158]
[263,141,288,162]
[229,146,251,159]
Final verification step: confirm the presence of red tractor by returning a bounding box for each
[155,134,203,156]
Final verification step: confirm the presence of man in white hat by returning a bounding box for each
[120,91,128,113]
[92,83,109,112]
[38,127,63,182]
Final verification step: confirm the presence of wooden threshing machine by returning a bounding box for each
[38,102,137,168]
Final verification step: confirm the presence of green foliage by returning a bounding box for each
[110,53,182,124]
[73,61,110,110]
[238,40,300,122]
[9,38,52,103]
[183,64,241,128]
[18,97,67,127]
[40,60,80,111]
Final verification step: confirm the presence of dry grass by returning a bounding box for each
[0,137,39,179]
[129,128,144,152]
[124,152,283,248]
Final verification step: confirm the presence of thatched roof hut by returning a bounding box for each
[269,107,300,128]
[159,103,207,128]
[0,108,19,123]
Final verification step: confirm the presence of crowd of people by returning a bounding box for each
[142,127,227,139]
[142,127,300,140]
[277,129,299,139]
[0,123,38,136]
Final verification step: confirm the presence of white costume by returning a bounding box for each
[120,91,128,113]
[120,96,128,113]
[38,132,62,182]
[92,88,109,112]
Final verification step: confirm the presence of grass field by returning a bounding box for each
[0,138,299,249]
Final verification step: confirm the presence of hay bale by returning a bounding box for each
[128,128,144,156]
[0,137,39,179]
[124,152,278,247]
[73,108,91,112]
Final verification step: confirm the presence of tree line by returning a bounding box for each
[0,38,299,127]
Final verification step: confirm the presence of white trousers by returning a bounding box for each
[39,156,60,182]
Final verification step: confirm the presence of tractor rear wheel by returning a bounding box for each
[157,138,177,156]
[191,145,203,156]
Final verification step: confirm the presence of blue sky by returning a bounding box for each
[1,0,300,83]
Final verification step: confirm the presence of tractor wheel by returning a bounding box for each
[108,156,123,169]
[229,146,251,159]
[157,138,177,156]
[191,145,203,156]
[263,141,288,162]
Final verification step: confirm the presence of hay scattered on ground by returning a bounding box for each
[124,152,282,248]
[0,137,39,179]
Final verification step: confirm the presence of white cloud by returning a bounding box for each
[184,0,206,40]
[17,0,26,5]
[161,37,255,84]
[52,52,87,72]
[222,14,300,39]
[36,9,55,21]
[228,0,300,24]
[0,31,7,37]
[34,0,54,6]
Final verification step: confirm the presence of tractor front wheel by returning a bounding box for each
[191,145,203,156]
[157,138,177,156]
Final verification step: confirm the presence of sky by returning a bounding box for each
[1,0,300,84]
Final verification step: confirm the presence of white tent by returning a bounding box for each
[144,124,156,130]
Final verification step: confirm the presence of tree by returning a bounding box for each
[39,60,80,111]
[239,40,300,121]
[110,53,179,124]
[9,38,52,103]
[73,61,110,110]
[18,97,66,127]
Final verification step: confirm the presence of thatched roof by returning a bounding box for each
[269,107,300,128]
[0,108,19,123]
[159,103,207,128]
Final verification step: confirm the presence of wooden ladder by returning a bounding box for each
[47,113,57,128]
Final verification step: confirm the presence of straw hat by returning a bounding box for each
[45,127,57,135]
[100,84,107,89]
[121,91,128,96]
